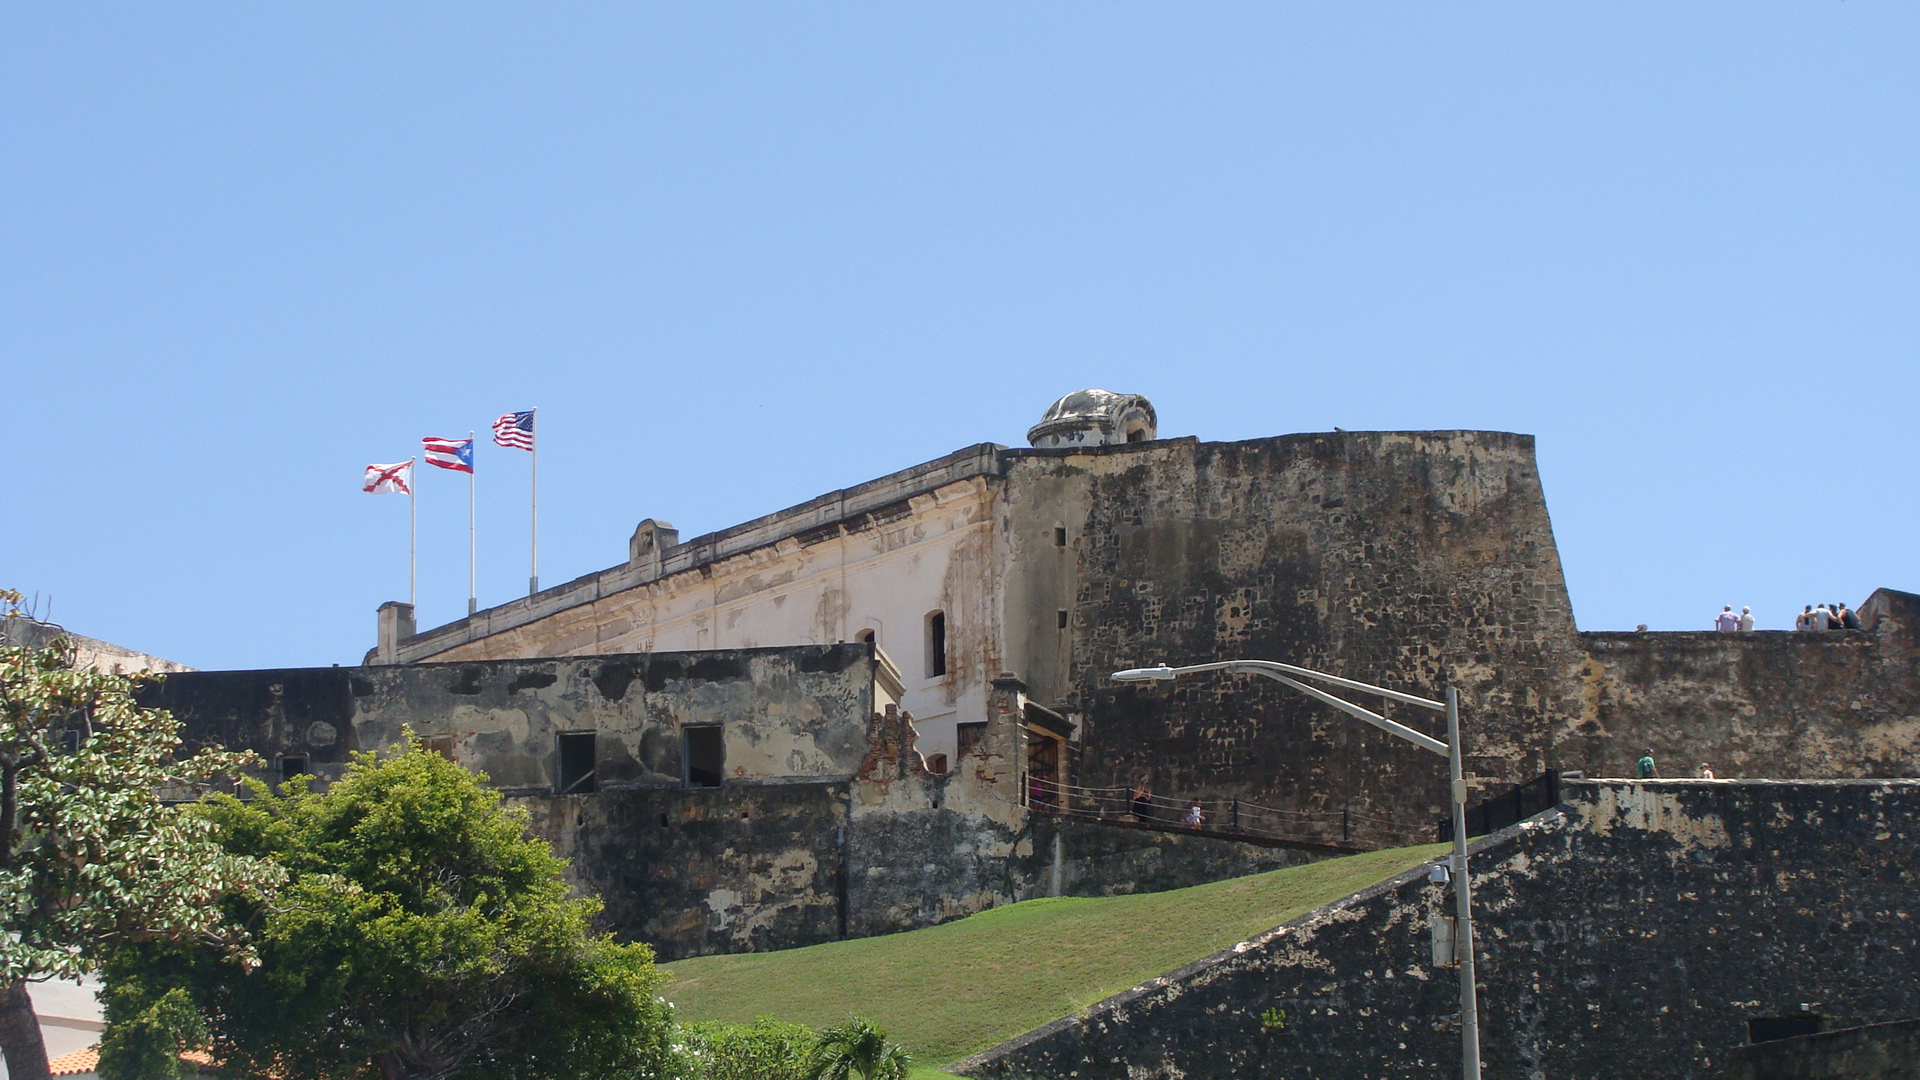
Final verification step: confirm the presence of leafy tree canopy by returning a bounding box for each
[0,592,280,1080]
[102,735,676,1080]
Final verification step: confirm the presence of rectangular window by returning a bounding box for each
[1053,527,1067,547]
[956,722,987,759]
[1057,609,1069,629]
[277,754,309,783]
[422,735,457,762]
[556,732,597,794]
[684,725,725,788]
[927,611,947,678]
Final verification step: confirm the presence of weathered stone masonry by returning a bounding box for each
[150,647,1316,960]
[957,780,1920,1080]
[365,411,1920,850]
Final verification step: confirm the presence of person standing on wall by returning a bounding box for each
[1738,607,1755,632]
[1715,606,1740,632]
[1637,749,1658,779]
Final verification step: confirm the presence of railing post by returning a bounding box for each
[1343,807,1350,841]
[1233,798,1240,830]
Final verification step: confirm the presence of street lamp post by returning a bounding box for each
[1111,659,1481,1080]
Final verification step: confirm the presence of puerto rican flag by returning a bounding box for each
[422,436,474,473]
[363,459,414,494]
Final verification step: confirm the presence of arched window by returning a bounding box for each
[926,611,947,678]
[858,629,876,645]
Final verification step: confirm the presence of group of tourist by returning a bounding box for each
[1712,603,1863,632]
[1795,603,1861,631]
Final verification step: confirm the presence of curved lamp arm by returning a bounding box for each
[1112,660,1448,757]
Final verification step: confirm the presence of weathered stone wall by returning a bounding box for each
[516,782,850,960]
[957,780,1920,1080]
[148,644,879,791]
[1001,431,1584,836]
[1726,1018,1920,1080]
[149,652,1305,960]
[1569,589,1920,781]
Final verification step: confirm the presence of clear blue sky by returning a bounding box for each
[4,5,1915,670]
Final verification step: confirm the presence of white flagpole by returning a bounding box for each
[467,431,477,616]
[529,407,539,597]
[409,464,417,609]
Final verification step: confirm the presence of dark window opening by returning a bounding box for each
[858,629,876,645]
[277,755,309,784]
[685,725,725,788]
[1026,734,1061,807]
[1057,609,1069,629]
[60,729,81,755]
[927,611,947,678]
[956,722,987,759]
[658,813,670,828]
[556,732,597,794]
[1126,426,1147,443]
[1053,527,1067,547]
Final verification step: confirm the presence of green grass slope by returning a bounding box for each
[664,841,1446,1069]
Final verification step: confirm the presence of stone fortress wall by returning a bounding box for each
[145,392,1918,963]
[1567,588,1920,781]
[958,779,1920,1080]
[365,393,1920,842]
[149,648,1313,959]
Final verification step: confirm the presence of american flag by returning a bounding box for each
[492,410,534,451]
[422,436,474,473]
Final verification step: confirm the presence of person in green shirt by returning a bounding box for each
[1636,749,1657,779]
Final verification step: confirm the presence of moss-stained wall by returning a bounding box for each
[149,651,1307,960]
[1569,589,1920,780]
[958,779,1920,1080]
[150,644,878,791]
[1002,431,1584,836]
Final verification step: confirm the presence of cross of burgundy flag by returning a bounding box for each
[492,411,534,450]
[422,436,475,473]
[363,459,414,494]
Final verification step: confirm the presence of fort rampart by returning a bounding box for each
[957,779,1920,1080]
[145,649,1312,959]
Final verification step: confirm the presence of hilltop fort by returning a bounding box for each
[141,391,1918,962]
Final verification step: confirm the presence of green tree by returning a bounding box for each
[103,736,677,1080]
[806,1018,910,1080]
[0,593,280,1080]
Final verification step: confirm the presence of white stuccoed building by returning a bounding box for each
[370,390,1157,766]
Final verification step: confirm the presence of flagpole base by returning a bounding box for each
[529,576,539,596]
[468,598,477,616]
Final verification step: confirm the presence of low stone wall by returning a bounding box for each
[956,780,1920,1080]
[1567,588,1920,781]
[1726,1019,1920,1080]
[149,654,1309,961]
